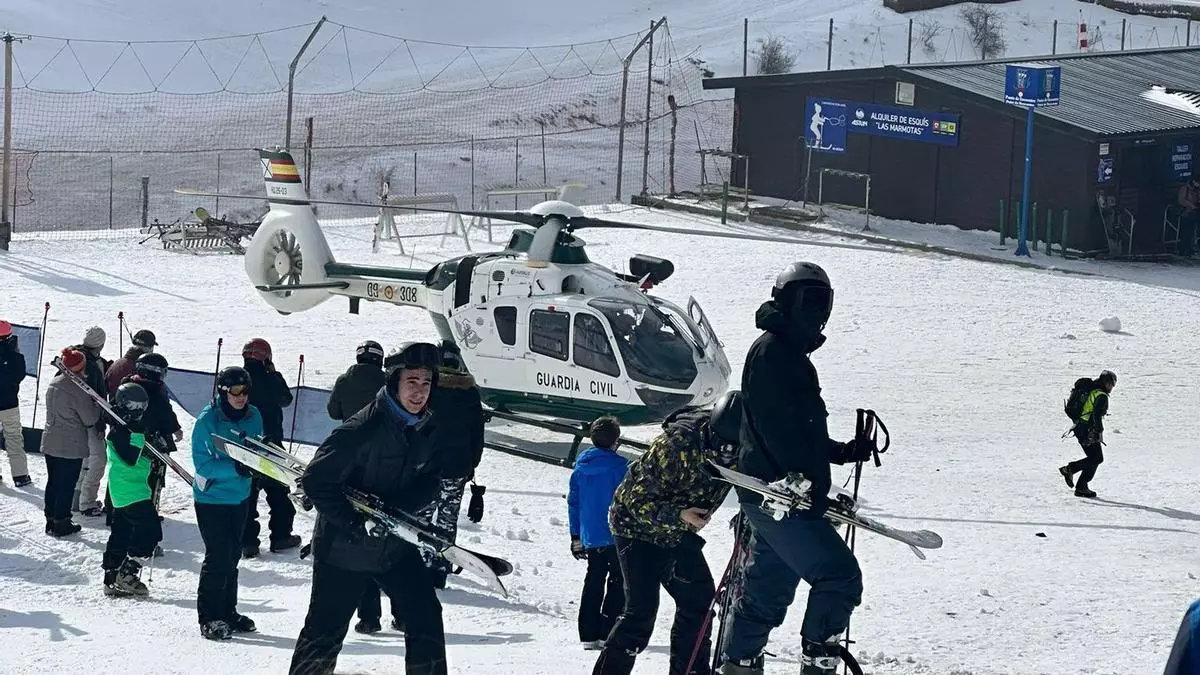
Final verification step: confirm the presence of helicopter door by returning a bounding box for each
[453,256,478,308]
[687,296,731,377]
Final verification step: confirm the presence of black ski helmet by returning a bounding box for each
[215,366,252,398]
[134,352,169,381]
[113,382,150,422]
[356,340,384,366]
[1098,370,1117,387]
[440,339,464,371]
[771,261,834,342]
[385,342,440,391]
[709,390,743,446]
[132,329,157,350]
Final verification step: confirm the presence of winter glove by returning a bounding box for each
[467,482,486,523]
[173,429,184,443]
[570,536,587,561]
[347,516,389,543]
[829,439,873,465]
[233,460,252,477]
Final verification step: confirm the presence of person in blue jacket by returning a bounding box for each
[1166,599,1200,675]
[191,366,264,642]
[568,416,630,650]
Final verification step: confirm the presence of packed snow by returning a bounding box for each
[2,203,1199,674]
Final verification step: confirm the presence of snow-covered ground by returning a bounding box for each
[3,204,1200,673]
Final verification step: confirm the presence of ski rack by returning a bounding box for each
[52,357,202,490]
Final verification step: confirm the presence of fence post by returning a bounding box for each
[215,153,221,216]
[721,181,729,224]
[641,18,654,196]
[514,137,520,209]
[999,199,1006,245]
[1061,209,1070,257]
[413,151,418,197]
[140,176,150,230]
[0,33,13,251]
[469,135,476,209]
[108,156,114,229]
[1045,207,1055,253]
[906,19,913,64]
[1031,201,1039,251]
[743,19,749,76]
[827,19,834,70]
[303,116,314,192]
[285,17,326,150]
[541,125,548,186]
[667,95,678,196]
[1121,19,1127,50]
[1052,20,1058,55]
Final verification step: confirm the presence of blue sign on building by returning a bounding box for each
[1171,143,1193,182]
[804,98,848,154]
[805,97,959,152]
[1004,63,1062,108]
[1097,157,1114,184]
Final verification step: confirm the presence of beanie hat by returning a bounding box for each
[61,347,86,371]
[0,320,11,338]
[83,326,106,350]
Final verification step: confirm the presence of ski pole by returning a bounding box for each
[687,512,745,674]
[30,302,49,428]
[118,312,124,354]
[288,354,304,451]
[210,338,223,399]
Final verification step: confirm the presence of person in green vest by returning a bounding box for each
[1059,370,1116,499]
[101,382,162,597]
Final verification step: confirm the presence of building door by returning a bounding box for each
[1115,144,1170,253]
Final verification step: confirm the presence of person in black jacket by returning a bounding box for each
[240,338,300,557]
[327,340,386,423]
[289,342,446,675]
[0,320,30,486]
[719,263,872,675]
[1058,370,1116,499]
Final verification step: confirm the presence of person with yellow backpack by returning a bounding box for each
[1059,370,1116,499]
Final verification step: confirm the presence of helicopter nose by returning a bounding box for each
[690,360,729,408]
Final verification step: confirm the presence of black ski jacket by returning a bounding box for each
[301,388,440,574]
[0,339,26,410]
[738,302,849,513]
[326,363,385,422]
[121,374,181,453]
[243,359,293,444]
[430,369,485,480]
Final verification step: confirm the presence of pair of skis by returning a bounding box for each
[51,357,204,490]
[208,433,513,596]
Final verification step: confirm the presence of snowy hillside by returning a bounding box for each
[2,205,1200,673]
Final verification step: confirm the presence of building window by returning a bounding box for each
[494,306,517,346]
[573,313,620,377]
[529,309,570,361]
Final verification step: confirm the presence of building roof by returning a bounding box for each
[704,47,1200,139]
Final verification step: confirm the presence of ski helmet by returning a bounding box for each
[113,382,150,422]
[134,352,169,381]
[708,390,743,446]
[356,340,384,366]
[385,342,441,390]
[1098,370,1117,387]
[771,261,833,343]
[242,338,272,362]
[132,329,157,350]
[440,340,464,371]
[215,366,252,397]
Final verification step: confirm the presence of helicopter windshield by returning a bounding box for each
[589,298,698,390]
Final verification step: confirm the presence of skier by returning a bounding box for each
[191,366,264,640]
[71,326,111,517]
[0,320,31,487]
[568,416,628,650]
[123,352,183,553]
[240,338,301,557]
[592,392,743,675]
[104,328,157,393]
[719,262,873,675]
[101,382,162,597]
[41,348,100,536]
[289,342,446,675]
[1059,370,1116,499]
[326,340,385,422]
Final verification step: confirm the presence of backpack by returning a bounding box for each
[1064,377,1094,421]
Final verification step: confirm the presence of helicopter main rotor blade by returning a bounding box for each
[173,188,547,227]
[566,217,893,254]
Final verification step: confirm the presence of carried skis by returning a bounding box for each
[209,433,512,596]
[706,462,943,559]
[51,357,203,490]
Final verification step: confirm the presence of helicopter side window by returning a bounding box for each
[590,298,698,389]
[573,313,620,377]
[529,309,569,361]
[494,306,517,346]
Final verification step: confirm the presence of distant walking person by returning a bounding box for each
[0,320,31,487]
[1059,370,1117,499]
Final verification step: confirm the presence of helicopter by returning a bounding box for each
[178,149,887,432]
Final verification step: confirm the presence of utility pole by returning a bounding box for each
[285,17,327,151]
[0,33,23,251]
[615,17,666,203]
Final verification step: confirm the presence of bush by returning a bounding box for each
[755,35,796,75]
[960,5,1007,59]
[917,19,945,56]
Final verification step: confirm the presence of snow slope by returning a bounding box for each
[2,204,1200,673]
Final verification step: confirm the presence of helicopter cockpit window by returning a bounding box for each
[529,309,570,361]
[573,313,620,377]
[494,306,517,346]
[590,299,698,389]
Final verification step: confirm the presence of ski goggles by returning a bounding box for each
[224,384,250,397]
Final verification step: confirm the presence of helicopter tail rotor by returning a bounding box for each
[244,150,337,314]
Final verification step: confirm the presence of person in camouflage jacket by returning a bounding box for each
[593,398,741,675]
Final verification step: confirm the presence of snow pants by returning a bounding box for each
[720,504,862,662]
[243,471,296,548]
[592,533,715,675]
[195,499,249,624]
[579,545,624,643]
[290,550,446,675]
[103,499,162,571]
[73,428,107,511]
[43,455,83,521]
[0,405,28,478]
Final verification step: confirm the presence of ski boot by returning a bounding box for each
[720,655,764,674]
[104,557,149,597]
[80,506,105,518]
[45,518,53,536]
[49,518,82,537]
[12,475,32,488]
[1074,486,1097,499]
[801,638,862,675]
[241,544,260,560]
[1058,466,1075,488]
[201,619,233,641]
[269,534,302,553]
[354,618,381,635]
[227,612,257,633]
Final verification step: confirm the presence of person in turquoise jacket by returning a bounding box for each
[568,416,630,649]
[191,366,263,642]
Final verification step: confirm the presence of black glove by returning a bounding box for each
[233,461,252,477]
[467,482,485,523]
[346,515,389,543]
[805,491,829,518]
[830,439,873,465]
[570,536,586,561]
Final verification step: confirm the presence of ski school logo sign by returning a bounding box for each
[805,97,960,152]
